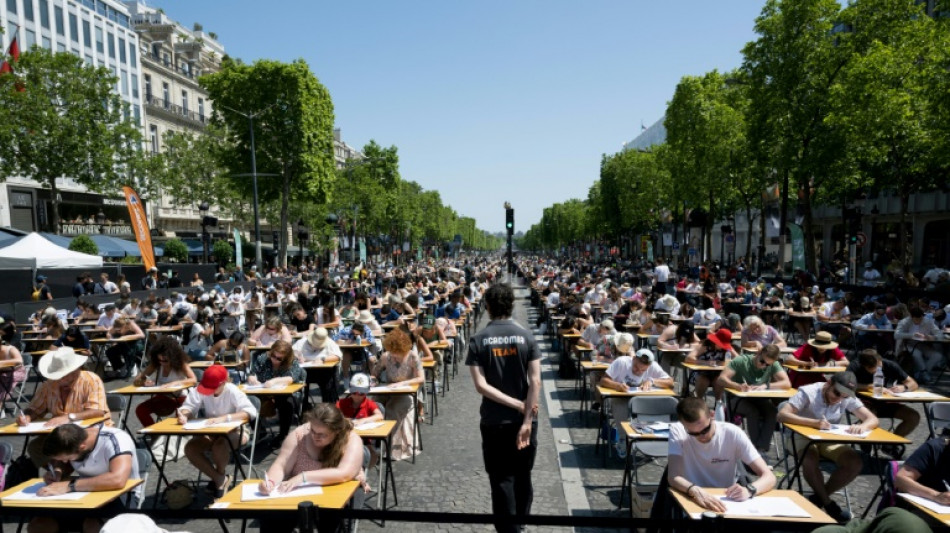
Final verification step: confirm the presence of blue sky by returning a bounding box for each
[150,1,765,234]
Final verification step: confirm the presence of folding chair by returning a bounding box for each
[242,395,263,478]
[620,396,678,515]
[927,402,950,439]
[106,393,129,429]
[134,448,151,508]
[4,352,32,417]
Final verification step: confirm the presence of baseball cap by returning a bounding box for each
[197,364,229,395]
[349,373,371,394]
[830,371,858,398]
[634,348,655,364]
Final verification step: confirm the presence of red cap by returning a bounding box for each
[197,364,229,395]
[707,328,734,351]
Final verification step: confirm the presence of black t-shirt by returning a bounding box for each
[289,314,315,333]
[466,319,541,425]
[903,438,950,493]
[847,358,908,388]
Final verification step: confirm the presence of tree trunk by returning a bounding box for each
[745,205,754,261]
[706,190,714,263]
[900,192,910,268]
[759,199,767,277]
[279,170,290,269]
[49,178,61,234]
[778,168,790,276]
[802,179,817,275]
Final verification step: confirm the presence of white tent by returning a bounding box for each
[0,232,103,269]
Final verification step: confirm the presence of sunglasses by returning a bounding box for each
[686,420,713,437]
[755,357,769,367]
[829,387,843,398]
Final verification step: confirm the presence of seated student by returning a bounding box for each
[132,336,197,427]
[777,372,879,522]
[667,396,776,512]
[716,345,791,454]
[369,327,424,461]
[847,349,920,441]
[599,345,674,458]
[249,316,292,348]
[30,423,143,533]
[258,404,366,533]
[206,331,252,384]
[177,364,258,498]
[287,303,316,333]
[786,331,849,388]
[685,328,739,401]
[657,321,700,350]
[337,373,384,468]
[247,340,305,440]
[0,332,24,417]
[739,315,787,351]
[293,327,343,403]
[103,317,145,380]
[895,434,950,518]
[692,308,723,330]
[53,325,91,354]
[854,303,895,354]
[895,306,944,384]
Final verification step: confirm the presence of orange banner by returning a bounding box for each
[122,186,156,271]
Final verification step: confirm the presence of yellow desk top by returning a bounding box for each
[670,488,835,524]
[857,389,950,403]
[782,423,911,445]
[0,478,142,509]
[300,360,340,370]
[782,363,846,373]
[422,360,436,370]
[724,387,797,399]
[239,383,305,396]
[596,385,676,398]
[354,420,397,439]
[0,416,110,435]
[682,362,725,372]
[110,383,193,395]
[146,326,183,333]
[620,421,670,441]
[0,360,20,370]
[138,416,247,436]
[369,382,421,395]
[215,479,359,510]
[580,361,609,371]
[337,340,372,349]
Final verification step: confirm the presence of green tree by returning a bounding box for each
[0,48,142,232]
[201,58,336,268]
[212,239,234,266]
[68,234,98,256]
[163,238,189,263]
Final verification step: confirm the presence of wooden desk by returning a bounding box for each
[138,416,249,506]
[579,362,609,419]
[898,493,950,527]
[189,360,242,369]
[0,416,110,458]
[619,421,670,512]
[723,387,797,425]
[0,477,143,511]
[781,362,846,373]
[216,479,359,510]
[239,383,305,396]
[369,383,422,464]
[355,420,398,515]
[109,383,193,429]
[858,389,950,439]
[670,487,834,524]
[421,361,439,421]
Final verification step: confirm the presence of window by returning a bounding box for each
[42,37,51,50]
[23,0,33,22]
[54,6,64,36]
[57,42,65,53]
[25,30,36,49]
[84,53,92,66]
[198,98,205,121]
[133,104,140,124]
[69,13,78,42]
[131,73,138,98]
[149,125,158,153]
[118,37,125,62]
[82,20,91,47]
[6,0,16,15]
[162,82,169,107]
[40,1,51,29]
[181,90,188,113]
[95,27,103,53]
[107,32,114,58]
[120,70,128,95]
[128,41,136,67]
[144,74,151,100]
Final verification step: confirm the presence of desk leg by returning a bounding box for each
[120,398,133,431]
[619,435,633,511]
[144,434,172,508]
[226,430,246,484]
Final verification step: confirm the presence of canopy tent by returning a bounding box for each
[39,233,163,258]
[0,232,103,269]
[0,233,19,249]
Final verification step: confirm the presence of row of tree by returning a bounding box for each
[520,0,950,272]
[0,48,500,265]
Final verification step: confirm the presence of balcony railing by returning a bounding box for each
[143,51,201,80]
[145,95,207,127]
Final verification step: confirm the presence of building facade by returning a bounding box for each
[0,0,144,238]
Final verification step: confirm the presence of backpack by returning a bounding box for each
[876,460,902,513]
[2,454,38,491]
[0,442,11,491]
[31,287,41,301]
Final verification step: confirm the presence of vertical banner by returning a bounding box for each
[787,223,806,272]
[121,186,155,271]
[646,241,654,262]
[359,238,367,262]
[233,229,243,267]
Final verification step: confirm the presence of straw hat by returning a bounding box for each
[308,327,329,349]
[807,331,839,351]
[38,347,87,380]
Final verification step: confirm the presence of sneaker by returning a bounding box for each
[614,441,627,459]
[434,382,442,394]
[591,402,601,412]
[824,500,851,523]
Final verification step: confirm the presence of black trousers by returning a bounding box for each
[481,420,538,533]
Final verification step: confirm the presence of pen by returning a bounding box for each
[943,480,950,492]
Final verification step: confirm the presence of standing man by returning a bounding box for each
[653,258,670,295]
[467,283,541,533]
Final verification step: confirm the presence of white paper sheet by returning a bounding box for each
[819,425,871,438]
[241,482,323,501]
[354,421,384,431]
[688,496,811,519]
[2,481,89,501]
[900,493,950,514]
[183,419,243,430]
[244,384,287,391]
[370,386,412,393]
[135,386,177,393]
[17,422,52,433]
[894,391,945,399]
[646,422,670,431]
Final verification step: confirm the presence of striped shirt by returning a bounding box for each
[28,370,111,426]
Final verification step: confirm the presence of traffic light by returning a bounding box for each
[272,230,280,248]
[505,208,514,235]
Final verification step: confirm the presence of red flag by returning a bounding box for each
[0,36,20,75]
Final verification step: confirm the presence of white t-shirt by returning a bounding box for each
[787,382,862,424]
[669,421,760,488]
[818,302,850,320]
[654,265,671,283]
[605,357,670,388]
[181,383,258,420]
[71,426,142,501]
[97,312,117,329]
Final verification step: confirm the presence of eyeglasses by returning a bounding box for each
[686,420,713,437]
[269,354,284,362]
[266,327,277,333]
[755,357,768,367]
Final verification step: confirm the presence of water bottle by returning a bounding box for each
[873,366,884,398]
[723,349,732,366]
[714,400,725,422]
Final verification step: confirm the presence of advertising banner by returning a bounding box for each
[121,186,155,270]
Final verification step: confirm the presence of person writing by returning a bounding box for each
[247,340,305,441]
[293,327,343,403]
[132,336,197,427]
[895,434,950,513]
[667,396,776,511]
[786,331,849,388]
[370,327,424,461]
[249,316,292,349]
[206,331,251,384]
[684,327,739,401]
[847,349,919,442]
[337,373,384,469]
[716,344,791,454]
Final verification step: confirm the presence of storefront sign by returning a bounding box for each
[61,223,133,236]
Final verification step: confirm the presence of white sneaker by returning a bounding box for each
[614,441,627,459]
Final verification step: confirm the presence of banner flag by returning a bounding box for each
[787,223,806,272]
[122,186,155,270]
[233,229,243,267]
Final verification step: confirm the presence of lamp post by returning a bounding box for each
[217,103,277,273]
[296,218,308,268]
[199,202,210,264]
[96,210,106,234]
[325,213,339,267]
[350,205,359,265]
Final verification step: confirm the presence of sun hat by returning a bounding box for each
[600,319,615,331]
[308,327,329,349]
[357,310,375,324]
[37,347,87,380]
[703,308,717,321]
[349,373,371,394]
[800,296,811,308]
[830,371,858,398]
[196,364,229,395]
[808,331,839,351]
[706,328,734,351]
[613,333,635,354]
[634,348,655,364]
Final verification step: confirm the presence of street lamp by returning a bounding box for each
[96,210,106,233]
[296,218,308,268]
[217,102,277,273]
[199,202,210,264]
